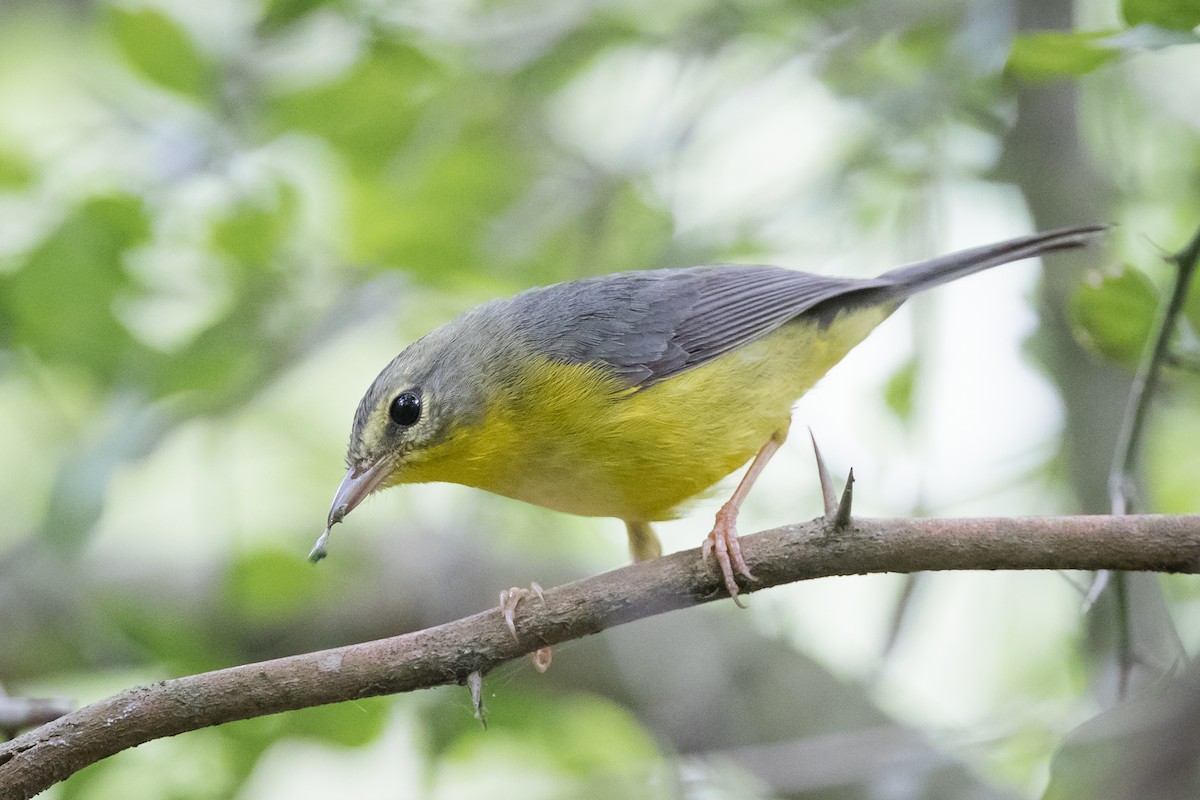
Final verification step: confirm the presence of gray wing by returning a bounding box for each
[504,265,884,388]
[501,225,1106,389]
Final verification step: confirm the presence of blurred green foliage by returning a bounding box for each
[2,195,149,381]
[0,146,34,189]
[1123,0,1200,30]
[0,0,1199,798]
[883,356,919,424]
[107,6,217,99]
[1007,32,1121,79]
[1069,266,1160,366]
[425,689,663,796]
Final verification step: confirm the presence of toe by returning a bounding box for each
[498,589,521,640]
[705,530,748,608]
[498,583,546,641]
[725,532,755,582]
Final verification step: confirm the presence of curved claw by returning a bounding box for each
[498,582,545,641]
[701,503,754,608]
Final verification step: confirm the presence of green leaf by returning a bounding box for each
[1069,267,1160,366]
[1008,31,1121,80]
[346,108,532,276]
[279,698,391,748]
[424,688,661,780]
[1149,399,1200,514]
[257,0,339,34]
[0,195,149,381]
[102,592,230,671]
[106,6,215,98]
[0,146,34,190]
[1122,0,1200,31]
[223,549,327,625]
[884,356,919,423]
[269,41,441,173]
[211,188,297,268]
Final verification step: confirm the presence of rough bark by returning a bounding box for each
[2,513,1199,799]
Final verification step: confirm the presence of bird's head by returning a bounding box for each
[322,323,495,542]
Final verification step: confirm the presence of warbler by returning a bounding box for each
[313,225,1105,604]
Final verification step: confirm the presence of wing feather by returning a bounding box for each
[506,265,881,388]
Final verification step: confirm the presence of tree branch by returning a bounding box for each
[3,513,1199,799]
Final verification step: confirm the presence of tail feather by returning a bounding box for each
[878,224,1110,299]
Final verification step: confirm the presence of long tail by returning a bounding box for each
[877,224,1110,300]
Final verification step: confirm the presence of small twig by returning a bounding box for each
[1109,222,1200,514]
[875,573,921,669]
[1115,574,1134,699]
[1082,570,1110,612]
[1092,223,1200,691]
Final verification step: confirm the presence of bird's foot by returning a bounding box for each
[497,583,552,672]
[701,503,755,608]
[498,582,545,641]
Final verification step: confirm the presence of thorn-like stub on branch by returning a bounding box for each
[809,428,837,518]
[467,671,487,729]
[1082,570,1110,613]
[834,468,855,530]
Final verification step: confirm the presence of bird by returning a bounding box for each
[312,224,1106,605]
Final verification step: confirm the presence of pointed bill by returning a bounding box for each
[308,458,392,563]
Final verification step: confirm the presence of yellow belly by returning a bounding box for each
[400,305,891,521]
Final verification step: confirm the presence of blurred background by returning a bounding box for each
[1,0,1199,797]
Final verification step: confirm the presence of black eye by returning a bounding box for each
[388,391,422,426]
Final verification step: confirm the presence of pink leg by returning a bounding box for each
[701,432,785,607]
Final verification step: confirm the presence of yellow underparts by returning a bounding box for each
[402,305,892,522]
